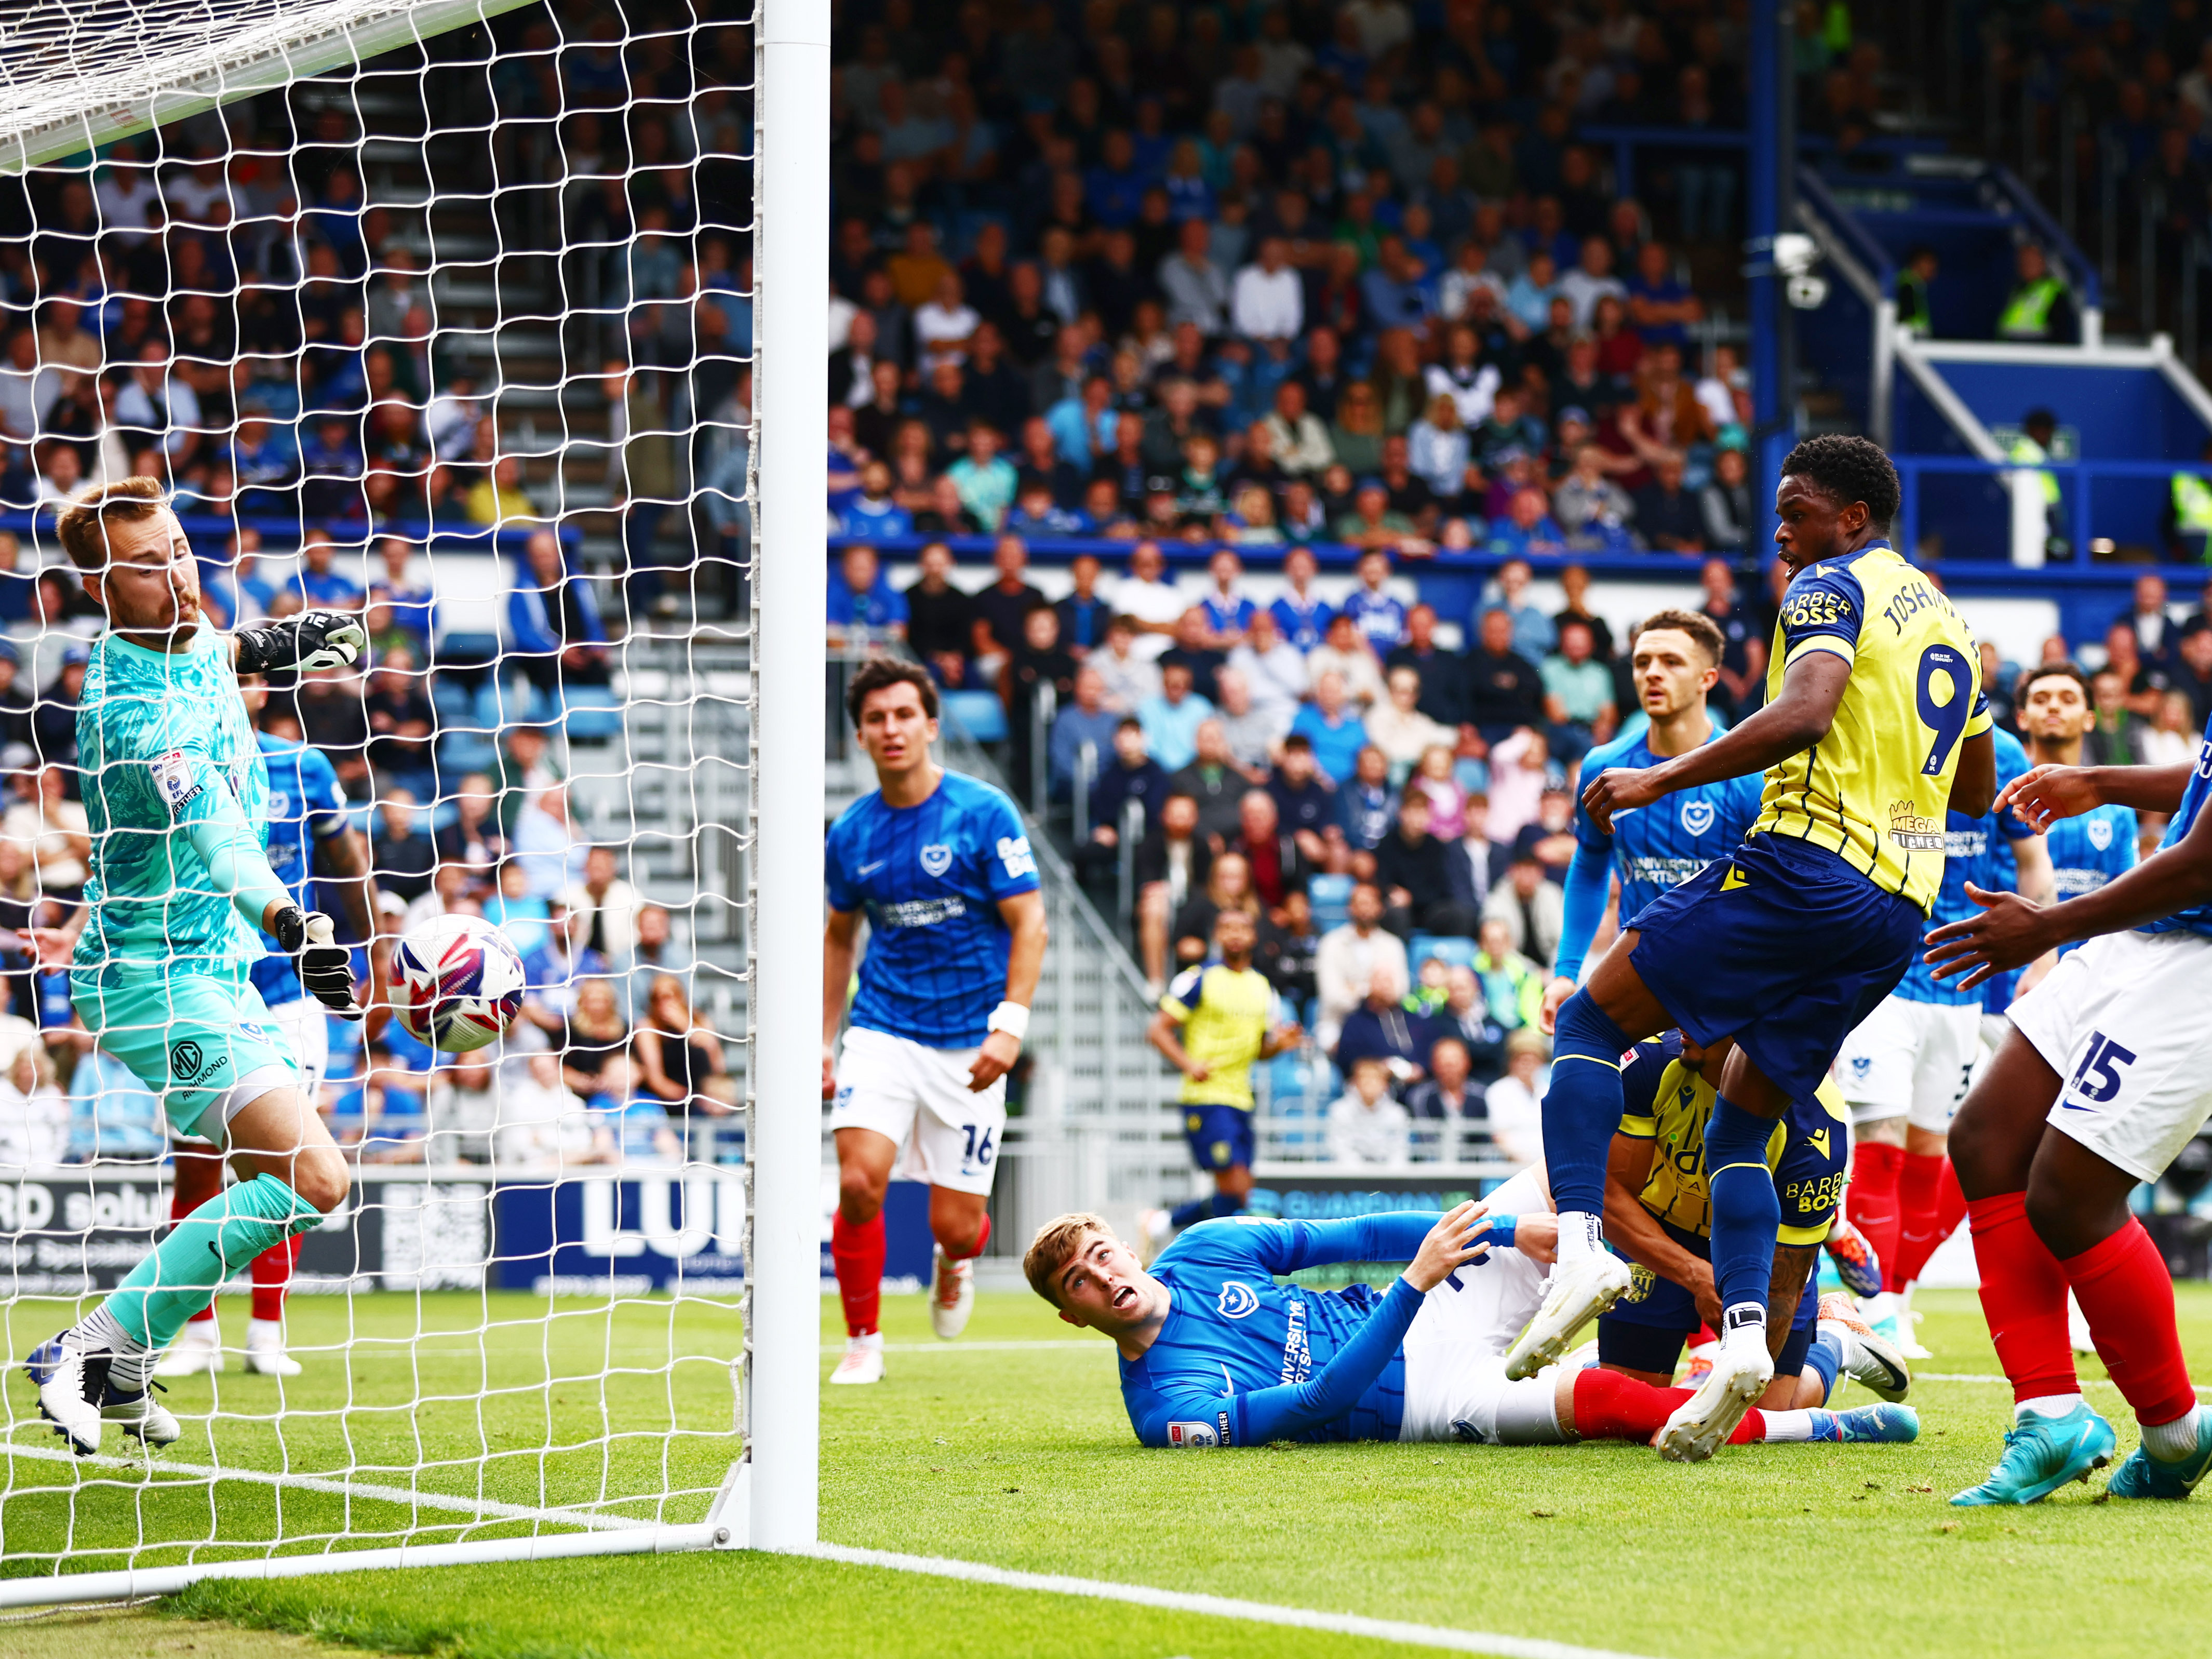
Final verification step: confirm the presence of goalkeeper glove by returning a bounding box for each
[270,905,361,1019]
[235,609,369,675]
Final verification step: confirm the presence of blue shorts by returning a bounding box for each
[1598,1221,1818,1379]
[1183,1103,1255,1172]
[1628,835,1924,1102]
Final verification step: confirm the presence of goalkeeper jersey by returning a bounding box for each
[74,624,273,976]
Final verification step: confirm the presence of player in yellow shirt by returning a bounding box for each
[1506,435,1997,1461]
[1142,908,1301,1250]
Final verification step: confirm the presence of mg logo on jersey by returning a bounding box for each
[919,843,953,876]
[1167,1420,1220,1448]
[2087,818,2114,851]
[1216,1280,1259,1319]
[1679,798,1715,836]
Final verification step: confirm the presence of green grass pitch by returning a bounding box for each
[6,1285,2212,1657]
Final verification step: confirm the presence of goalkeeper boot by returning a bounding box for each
[153,1319,226,1378]
[101,1380,180,1450]
[32,1333,110,1456]
[243,1319,302,1377]
[930,1245,975,1340]
[1950,1401,2115,1506]
[1503,1252,1632,1380]
[1817,1291,1912,1402]
[1657,1326,1773,1463]
[830,1333,885,1385]
[1821,1217,1885,1300]
[1807,1403,1921,1444]
[2106,1414,2212,1501]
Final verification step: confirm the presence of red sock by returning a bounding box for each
[1849,1142,1905,1284]
[170,1147,225,1326]
[1891,1151,1961,1290]
[2062,1221,2197,1427]
[1570,1369,1765,1444]
[1967,1192,2077,1404]
[950,1213,992,1261]
[832,1211,885,1337]
[250,1235,302,1322]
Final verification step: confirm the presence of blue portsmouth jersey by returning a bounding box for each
[2044,801,2137,957]
[1896,728,2035,1007]
[249,732,350,1005]
[2139,718,2212,940]
[825,770,1040,1048]
[1573,728,1765,920]
[1120,1214,1432,1448]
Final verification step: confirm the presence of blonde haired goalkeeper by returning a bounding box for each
[24,478,366,1454]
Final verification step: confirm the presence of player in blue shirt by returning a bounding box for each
[157,680,379,1380]
[822,659,1048,1386]
[2010,663,2136,955]
[1834,724,2049,1357]
[1540,610,1765,1032]
[1927,683,2212,1503]
[1023,1170,1916,1450]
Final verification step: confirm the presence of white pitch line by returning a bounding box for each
[817,1340,1103,1355]
[0,1441,656,1531]
[789,1543,1665,1659]
[1913,1372,2212,1394]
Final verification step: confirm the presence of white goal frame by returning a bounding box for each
[0,0,825,1607]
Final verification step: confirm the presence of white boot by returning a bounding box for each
[152,1319,225,1377]
[242,1317,302,1377]
[829,1332,886,1385]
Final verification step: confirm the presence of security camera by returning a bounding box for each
[1787,272,1830,309]
[1772,232,1819,276]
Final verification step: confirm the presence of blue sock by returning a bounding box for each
[1805,1331,1844,1404]
[1170,1193,1222,1230]
[1704,1094,1783,1317]
[1542,993,1632,1218]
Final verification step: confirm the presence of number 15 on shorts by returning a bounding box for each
[2067,1032,2137,1106]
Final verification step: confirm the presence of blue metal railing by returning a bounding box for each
[1795,167,1898,300]
[1982,165,2104,314]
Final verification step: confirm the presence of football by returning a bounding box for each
[389,913,527,1053]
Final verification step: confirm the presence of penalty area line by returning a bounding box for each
[788,1542,1663,1659]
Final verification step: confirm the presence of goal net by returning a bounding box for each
[0,0,825,1606]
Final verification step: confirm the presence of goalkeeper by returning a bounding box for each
[26,479,368,1455]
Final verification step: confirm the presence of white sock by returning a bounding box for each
[1720,1303,1767,1353]
[2017,1392,2084,1423]
[247,1317,285,1348]
[2142,1406,2203,1462]
[177,1318,219,1345]
[1555,1211,1602,1264]
[1490,1375,1568,1445]
[1758,1409,1815,1442]
[850,1330,883,1351]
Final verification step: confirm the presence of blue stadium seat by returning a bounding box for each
[475,676,549,732]
[939,690,1008,744]
[438,732,499,777]
[1307,873,1352,932]
[1409,934,1476,971]
[558,685,624,743]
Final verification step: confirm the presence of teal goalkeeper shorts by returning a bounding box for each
[72,964,301,1141]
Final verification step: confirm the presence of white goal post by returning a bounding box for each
[0,0,824,1607]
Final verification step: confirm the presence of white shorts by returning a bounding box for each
[1833,994,1981,1131]
[267,994,331,1097]
[2008,929,2212,1185]
[1398,1168,1560,1444]
[829,1024,1007,1196]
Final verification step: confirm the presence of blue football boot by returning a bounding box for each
[23,1334,63,1387]
[2106,1414,2212,1500]
[1807,1402,1919,1443]
[1951,1402,2116,1506]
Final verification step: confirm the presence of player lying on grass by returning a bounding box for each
[1600,1031,1911,1409]
[25,478,366,1455]
[1923,701,2212,1504]
[1519,435,1994,1460]
[1023,1165,1918,1450]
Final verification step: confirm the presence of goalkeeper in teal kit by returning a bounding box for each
[25,479,368,1455]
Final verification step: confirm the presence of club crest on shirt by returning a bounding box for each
[919,842,953,876]
[2087,818,2113,851]
[1679,798,1715,836]
[1216,1280,1260,1318]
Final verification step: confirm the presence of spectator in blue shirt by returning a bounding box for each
[368,534,438,654]
[1085,130,1148,229]
[1269,545,1335,653]
[299,414,366,520]
[1049,664,1122,800]
[1136,660,1216,771]
[1483,488,1568,558]
[1341,548,1407,651]
[506,526,609,692]
[1359,237,1433,333]
[1484,558,1558,664]
[1626,241,1702,348]
[838,459,913,540]
[825,544,908,643]
[295,527,365,610]
[1289,669,1369,783]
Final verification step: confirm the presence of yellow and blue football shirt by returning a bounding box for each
[1159,960,1275,1111]
[1749,541,1990,912]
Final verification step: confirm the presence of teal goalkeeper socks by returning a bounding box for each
[100,1173,323,1350]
